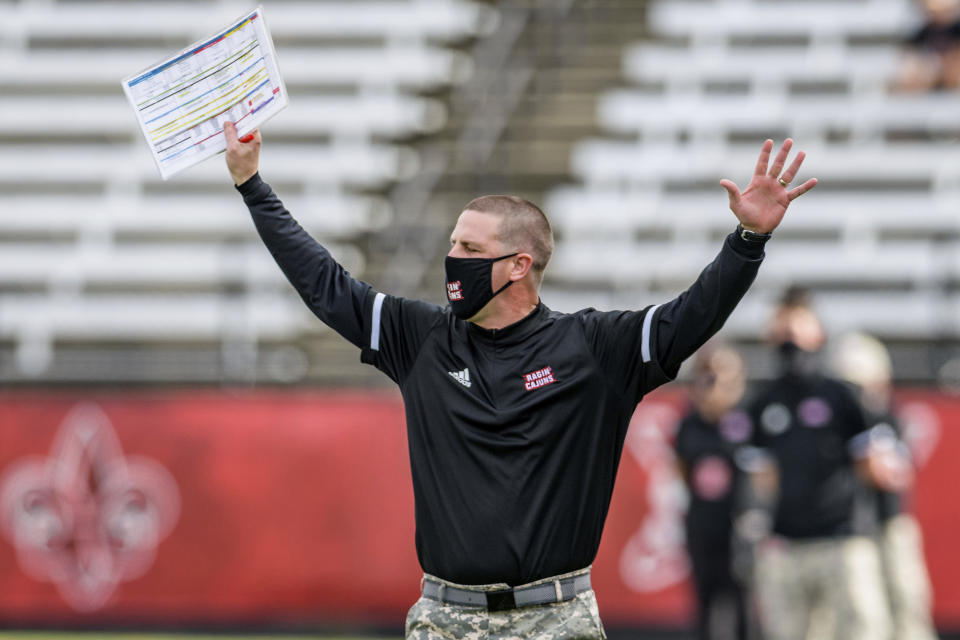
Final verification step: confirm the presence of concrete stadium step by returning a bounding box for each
[3,1,494,42]
[0,292,309,341]
[544,188,960,239]
[0,240,365,291]
[0,95,448,140]
[0,193,391,241]
[569,140,960,187]
[596,92,960,137]
[0,46,470,91]
[0,143,418,189]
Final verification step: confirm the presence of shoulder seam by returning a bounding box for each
[577,310,630,405]
[398,304,447,391]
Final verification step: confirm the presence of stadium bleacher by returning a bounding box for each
[540,0,960,377]
[647,0,915,41]
[3,0,960,384]
[0,0,495,384]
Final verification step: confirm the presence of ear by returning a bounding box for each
[508,253,534,282]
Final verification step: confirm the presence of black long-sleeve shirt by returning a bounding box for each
[675,409,747,554]
[746,372,870,538]
[239,173,765,585]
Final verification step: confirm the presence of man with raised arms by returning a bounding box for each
[223,121,816,640]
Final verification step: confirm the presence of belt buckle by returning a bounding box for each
[485,588,517,612]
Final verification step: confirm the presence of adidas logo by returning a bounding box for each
[448,368,472,388]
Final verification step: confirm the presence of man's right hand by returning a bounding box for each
[224,121,261,186]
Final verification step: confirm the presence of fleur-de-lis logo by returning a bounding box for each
[0,403,180,611]
[619,402,689,593]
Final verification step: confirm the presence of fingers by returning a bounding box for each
[779,150,806,186]
[223,122,261,186]
[768,138,793,178]
[754,139,774,176]
[223,120,238,149]
[720,178,742,209]
[224,122,260,143]
[787,177,818,201]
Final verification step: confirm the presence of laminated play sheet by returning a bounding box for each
[122,6,287,179]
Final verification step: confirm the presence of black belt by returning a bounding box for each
[421,570,592,612]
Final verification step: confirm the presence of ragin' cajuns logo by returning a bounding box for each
[522,366,556,391]
[446,280,464,301]
[0,403,180,611]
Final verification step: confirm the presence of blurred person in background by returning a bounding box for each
[743,287,896,640]
[223,125,816,640]
[832,332,938,640]
[674,343,753,640]
[894,0,960,91]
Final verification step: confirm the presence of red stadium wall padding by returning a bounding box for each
[0,388,956,629]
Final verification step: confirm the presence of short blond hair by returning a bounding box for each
[462,195,554,281]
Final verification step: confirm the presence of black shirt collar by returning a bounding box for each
[466,301,549,344]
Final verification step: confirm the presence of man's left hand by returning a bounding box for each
[720,138,818,234]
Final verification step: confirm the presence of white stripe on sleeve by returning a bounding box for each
[641,304,661,363]
[370,292,386,351]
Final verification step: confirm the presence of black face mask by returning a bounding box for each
[444,253,518,320]
[777,340,819,376]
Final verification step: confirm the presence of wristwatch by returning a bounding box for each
[736,224,772,243]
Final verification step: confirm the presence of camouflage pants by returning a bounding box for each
[879,514,937,640]
[755,535,890,640]
[405,569,606,640]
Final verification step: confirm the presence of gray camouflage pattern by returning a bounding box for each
[405,588,607,639]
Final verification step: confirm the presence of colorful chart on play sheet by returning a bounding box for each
[122,6,287,180]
